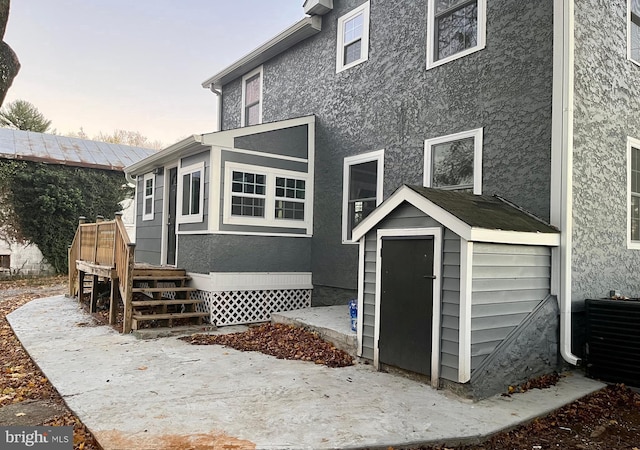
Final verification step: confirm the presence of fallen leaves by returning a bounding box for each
[0,276,101,450]
[181,323,355,368]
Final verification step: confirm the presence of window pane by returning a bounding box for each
[633,0,640,15]
[436,1,478,61]
[145,178,153,196]
[145,198,152,215]
[632,195,640,241]
[632,11,640,62]
[182,173,191,215]
[431,137,475,189]
[349,160,378,202]
[191,171,201,214]
[344,40,362,65]
[435,0,472,14]
[232,196,265,217]
[245,74,260,105]
[349,199,377,231]
[344,13,363,43]
[275,200,305,220]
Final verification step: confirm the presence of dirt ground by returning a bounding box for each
[1,277,639,450]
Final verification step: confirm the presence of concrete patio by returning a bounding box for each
[8,295,605,450]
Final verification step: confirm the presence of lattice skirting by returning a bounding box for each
[193,288,312,326]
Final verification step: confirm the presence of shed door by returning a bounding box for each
[379,237,434,376]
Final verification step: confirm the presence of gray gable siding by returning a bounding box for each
[135,172,164,265]
[362,231,376,361]
[470,243,551,371]
[220,0,554,294]
[571,0,640,301]
[233,125,309,159]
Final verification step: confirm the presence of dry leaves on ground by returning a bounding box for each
[181,323,355,368]
[0,276,101,450]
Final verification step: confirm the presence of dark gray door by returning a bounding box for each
[379,237,434,376]
[166,167,178,266]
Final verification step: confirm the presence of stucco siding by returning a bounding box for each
[177,234,311,274]
[571,0,640,301]
[219,0,554,295]
[470,243,551,370]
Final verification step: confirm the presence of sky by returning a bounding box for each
[4,1,304,146]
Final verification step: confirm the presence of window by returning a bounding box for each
[241,66,263,127]
[424,128,483,194]
[628,137,640,248]
[336,1,370,73]
[0,254,9,269]
[343,150,384,242]
[178,162,205,224]
[142,173,154,221]
[223,162,311,232]
[629,0,640,64]
[231,170,266,217]
[427,0,486,69]
[275,177,305,220]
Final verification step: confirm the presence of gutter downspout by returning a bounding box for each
[553,0,580,366]
[208,85,222,132]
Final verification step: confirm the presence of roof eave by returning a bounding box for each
[125,135,203,176]
[201,15,322,90]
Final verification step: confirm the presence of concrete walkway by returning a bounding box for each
[8,296,605,450]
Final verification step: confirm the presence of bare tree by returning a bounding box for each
[67,128,164,150]
[0,0,19,107]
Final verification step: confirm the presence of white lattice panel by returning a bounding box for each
[193,289,312,326]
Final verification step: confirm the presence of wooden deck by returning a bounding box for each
[68,215,207,333]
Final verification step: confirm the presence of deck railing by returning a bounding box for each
[68,214,136,327]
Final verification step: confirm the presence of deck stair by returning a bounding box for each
[68,215,209,334]
[129,266,208,330]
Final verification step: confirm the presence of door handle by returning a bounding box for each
[423,275,436,279]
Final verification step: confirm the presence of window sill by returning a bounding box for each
[426,44,485,71]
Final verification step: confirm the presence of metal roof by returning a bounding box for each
[0,128,157,171]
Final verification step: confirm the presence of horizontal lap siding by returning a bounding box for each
[362,233,377,360]
[470,243,551,370]
[441,229,460,382]
[135,172,164,265]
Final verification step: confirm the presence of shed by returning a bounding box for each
[351,185,561,398]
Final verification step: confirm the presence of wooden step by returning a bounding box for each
[132,275,191,282]
[131,312,209,321]
[132,287,197,293]
[132,268,188,278]
[132,299,202,307]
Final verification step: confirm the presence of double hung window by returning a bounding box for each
[629,0,640,64]
[628,137,640,247]
[336,2,370,73]
[178,162,205,224]
[241,66,263,126]
[427,0,486,69]
[142,173,154,221]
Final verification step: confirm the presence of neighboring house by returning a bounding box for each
[0,128,156,274]
[125,0,640,398]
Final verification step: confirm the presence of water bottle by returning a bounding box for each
[348,299,357,332]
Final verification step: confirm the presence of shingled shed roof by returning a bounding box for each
[0,128,157,171]
[405,185,558,234]
[352,185,559,246]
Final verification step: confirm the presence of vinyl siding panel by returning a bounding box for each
[440,229,460,382]
[361,232,377,361]
[135,171,164,265]
[470,243,551,371]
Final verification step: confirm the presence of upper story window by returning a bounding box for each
[224,162,312,232]
[629,0,640,64]
[628,137,640,248]
[427,0,486,69]
[424,128,483,194]
[336,1,370,73]
[178,162,205,224]
[342,149,384,242]
[241,66,263,127]
[142,173,154,221]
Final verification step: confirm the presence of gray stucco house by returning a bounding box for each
[125,0,640,397]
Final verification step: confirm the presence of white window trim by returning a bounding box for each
[240,66,263,127]
[426,0,486,70]
[223,162,312,232]
[628,0,640,66]
[424,127,483,195]
[142,173,154,221]
[177,161,205,224]
[336,1,370,73]
[342,149,384,244]
[627,136,640,249]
